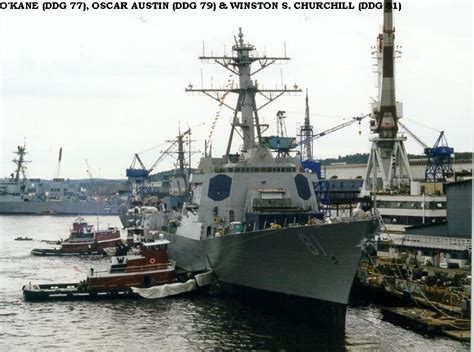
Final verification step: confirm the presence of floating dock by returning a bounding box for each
[443,329,471,342]
[382,307,470,340]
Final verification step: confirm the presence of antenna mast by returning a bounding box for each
[12,140,30,183]
[301,89,314,161]
[186,28,301,156]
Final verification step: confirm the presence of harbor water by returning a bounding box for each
[0,215,469,351]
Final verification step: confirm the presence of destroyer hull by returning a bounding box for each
[0,200,118,215]
[165,219,373,306]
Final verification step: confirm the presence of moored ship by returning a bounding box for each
[146,29,376,329]
[31,217,122,256]
[23,238,177,301]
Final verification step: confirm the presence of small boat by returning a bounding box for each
[15,236,33,241]
[31,217,122,256]
[23,236,209,301]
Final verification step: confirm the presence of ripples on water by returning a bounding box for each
[0,216,469,351]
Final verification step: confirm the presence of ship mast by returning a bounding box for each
[165,126,197,195]
[12,141,30,183]
[186,28,301,156]
[302,89,314,160]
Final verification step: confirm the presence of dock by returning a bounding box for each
[382,307,470,339]
[443,329,471,342]
[356,260,471,342]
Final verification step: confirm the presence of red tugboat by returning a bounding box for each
[23,238,181,301]
[31,217,122,256]
[88,240,175,289]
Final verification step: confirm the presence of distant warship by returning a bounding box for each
[0,144,118,215]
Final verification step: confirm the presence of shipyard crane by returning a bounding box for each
[296,113,369,177]
[85,159,93,179]
[126,155,150,197]
[362,3,413,193]
[54,147,63,179]
[126,139,180,179]
[398,121,454,182]
[311,114,368,141]
[426,132,454,182]
[398,121,428,151]
[126,141,178,196]
[148,140,179,175]
[84,158,98,197]
[126,154,150,178]
[126,127,198,197]
[298,114,369,146]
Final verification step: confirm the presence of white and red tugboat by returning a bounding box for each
[23,238,197,301]
[31,217,122,256]
[88,239,176,289]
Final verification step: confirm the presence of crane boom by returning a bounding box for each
[398,121,454,182]
[298,114,368,146]
[134,154,147,170]
[85,159,93,179]
[147,141,178,174]
[398,121,429,150]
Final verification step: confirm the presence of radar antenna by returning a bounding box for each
[186,28,301,156]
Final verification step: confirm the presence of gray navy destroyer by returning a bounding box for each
[147,29,375,329]
[0,144,118,215]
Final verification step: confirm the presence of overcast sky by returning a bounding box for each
[1,0,472,179]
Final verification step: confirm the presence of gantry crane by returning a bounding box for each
[398,121,454,182]
[126,127,197,197]
[126,140,179,196]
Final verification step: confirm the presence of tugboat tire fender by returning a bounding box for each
[149,258,156,264]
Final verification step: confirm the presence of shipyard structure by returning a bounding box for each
[348,4,472,338]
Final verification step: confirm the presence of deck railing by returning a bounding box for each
[400,234,471,251]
